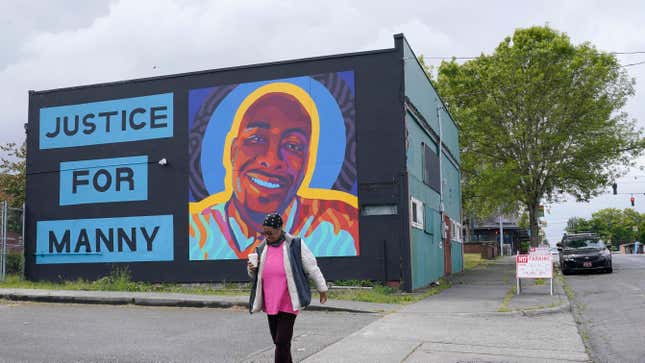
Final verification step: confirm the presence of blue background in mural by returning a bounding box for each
[188,72,354,201]
[36,215,174,264]
[59,155,148,205]
[39,93,174,149]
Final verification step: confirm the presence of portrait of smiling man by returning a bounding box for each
[231,92,311,229]
[189,79,359,260]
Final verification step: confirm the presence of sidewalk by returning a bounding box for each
[0,257,588,362]
[0,287,398,314]
[303,256,589,363]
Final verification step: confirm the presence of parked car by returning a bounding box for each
[558,233,612,274]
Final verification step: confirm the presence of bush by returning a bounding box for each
[520,241,530,254]
[6,251,23,275]
[93,266,142,291]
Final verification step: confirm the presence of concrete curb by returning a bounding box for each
[0,291,383,314]
[396,301,571,318]
[304,304,384,314]
[133,297,243,309]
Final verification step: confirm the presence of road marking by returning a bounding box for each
[617,282,642,292]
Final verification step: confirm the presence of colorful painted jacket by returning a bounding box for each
[189,197,359,260]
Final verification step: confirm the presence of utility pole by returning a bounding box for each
[1,201,7,281]
[499,215,504,257]
[437,103,445,216]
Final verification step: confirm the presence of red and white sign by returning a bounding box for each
[516,254,553,278]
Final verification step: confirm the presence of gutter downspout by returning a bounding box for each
[437,104,445,238]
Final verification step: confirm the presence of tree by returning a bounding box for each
[565,208,645,248]
[417,55,435,80]
[435,26,643,245]
[566,217,591,233]
[417,56,521,222]
[0,142,26,208]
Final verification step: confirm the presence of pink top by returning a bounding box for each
[262,243,298,315]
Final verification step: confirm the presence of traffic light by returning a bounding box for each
[630,196,635,207]
[612,183,618,195]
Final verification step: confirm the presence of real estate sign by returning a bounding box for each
[516,254,553,278]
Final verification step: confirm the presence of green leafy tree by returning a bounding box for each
[417,57,521,221]
[565,217,591,233]
[589,208,631,244]
[518,212,529,229]
[566,208,645,248]
[435,26,643,245]
[0,141,26,208]
[417,55,435,81]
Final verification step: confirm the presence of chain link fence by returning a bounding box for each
[0,201,24,281]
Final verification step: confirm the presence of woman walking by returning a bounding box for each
[248,212,328,363]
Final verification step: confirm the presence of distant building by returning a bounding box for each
[620,242,643,254]
[466,215,529,255]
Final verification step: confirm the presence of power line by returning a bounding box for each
[621,60,645,68]
[424,56,477,60]
[425,50,645,60]
[610,51,645,55]
[423,52,645,68]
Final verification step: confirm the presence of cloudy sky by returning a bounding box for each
[3,0,645,244]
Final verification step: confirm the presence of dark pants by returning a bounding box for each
[267,312,297,363]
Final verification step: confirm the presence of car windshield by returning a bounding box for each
[563,239,605,249]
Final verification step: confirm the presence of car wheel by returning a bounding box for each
[606,267,613,273]
[562,269,570,275]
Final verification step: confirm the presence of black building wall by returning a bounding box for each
[25,37,407,283]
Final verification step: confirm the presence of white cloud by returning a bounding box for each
[2,0,645,236]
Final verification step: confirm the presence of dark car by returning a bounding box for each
[558,233,612,274]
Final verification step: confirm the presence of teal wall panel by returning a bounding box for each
[403,37,462,289]
[402,39,460,163]
[404,44,439,132]
[406,113,444,289]
[442,155,461,221]
[451,241,463,273]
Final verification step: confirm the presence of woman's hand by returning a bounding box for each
[319,291,327,304]
[247,261,257,272]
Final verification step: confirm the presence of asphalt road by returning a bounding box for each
[0,302,379,363]
[563,254,645,363]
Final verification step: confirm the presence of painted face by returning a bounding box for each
[230,93,311,214]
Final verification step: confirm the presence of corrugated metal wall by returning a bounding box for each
[405,113,444,289]
[402,38,463,289]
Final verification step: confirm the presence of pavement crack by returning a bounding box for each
[414,340,583,353]
[400,342,423,362]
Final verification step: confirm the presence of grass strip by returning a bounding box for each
[464,253,494,270]
[497,286,516,312]
[327,278,452,304]
[0,269,250,296]
[1,268,454,305]
[534,278,545,285]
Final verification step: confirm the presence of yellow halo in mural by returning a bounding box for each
[189,82,357,214]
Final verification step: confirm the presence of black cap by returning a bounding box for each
[262,213,283,229]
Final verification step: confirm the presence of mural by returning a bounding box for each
[188,71,359,260]
[35,93,175,265]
